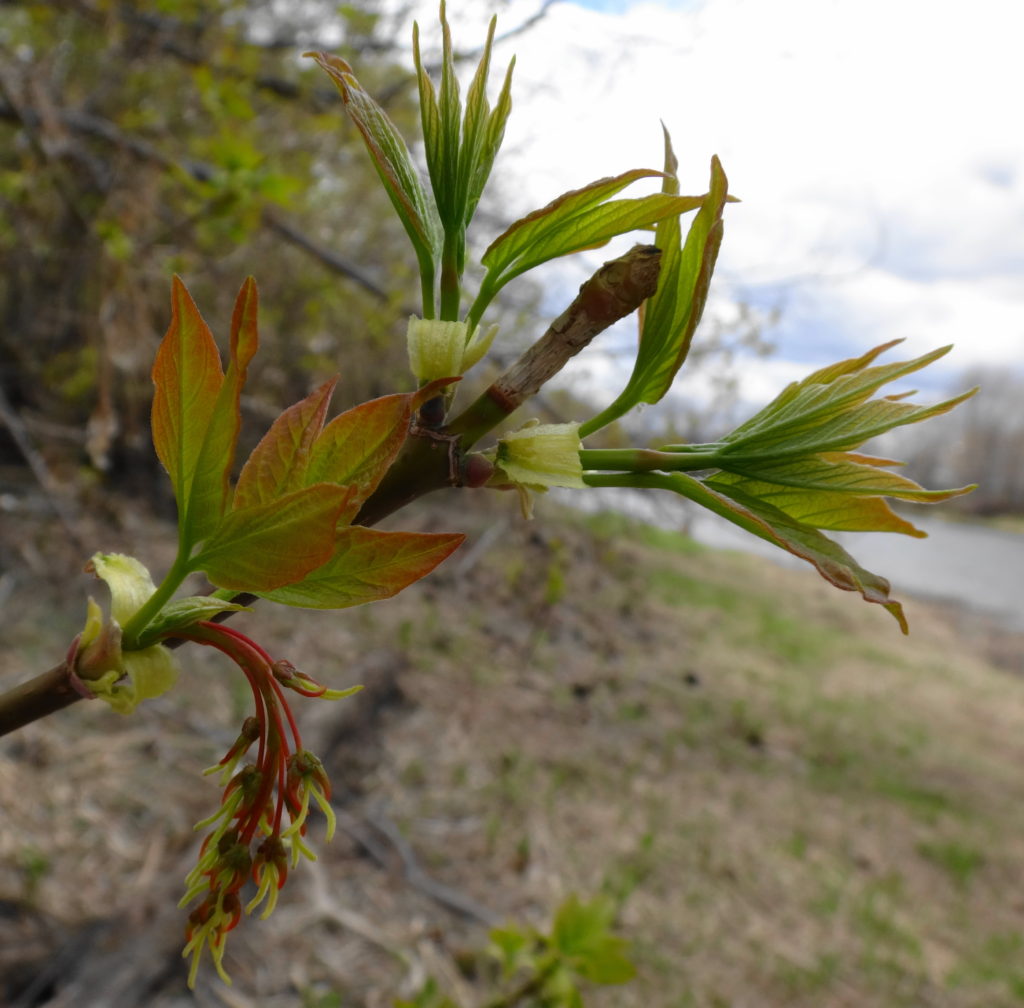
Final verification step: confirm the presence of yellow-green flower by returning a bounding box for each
[76,553,180,714]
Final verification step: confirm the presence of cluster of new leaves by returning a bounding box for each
[582,341,976,631]
[126,276,463,649]
[80,274,469,986]
[309,2,719,341]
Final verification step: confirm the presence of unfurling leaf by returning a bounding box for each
[471,170,704,325]
[460,17,514,232]
[413,2,514,277]
[151,277,262,546]
[308,50,442,302]
[695,341,975,458]
[234,378,338,510]
[588,469,912,632]
[152,277,226,547]
[305,393,414,512]
[705,452,971,536]
[581,148,731,436]
[635,150,729,403]
[256,527,464,609]
[189,278,260,539]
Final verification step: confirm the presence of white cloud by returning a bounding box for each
[443,0,1024,392]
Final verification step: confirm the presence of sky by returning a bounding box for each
[408,0,1024,412]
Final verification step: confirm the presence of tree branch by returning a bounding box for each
[447,244,662,450]
[0,661,81,736]
[0,245,661,736]
[355,244,662,526]
[0,100,393,302]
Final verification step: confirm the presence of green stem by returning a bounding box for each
[579,447,722,472]
[583,471,677,491]
[420,271,436,319]
[417,250,437,319]
[465,276,497,332]
[438,231,462,321]
[121,551,196,650]
[578,397,633,439]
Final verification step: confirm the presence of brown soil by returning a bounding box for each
[3,495,1024,1007]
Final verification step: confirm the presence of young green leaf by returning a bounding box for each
[696,476,912,632]
[639,151,728,400]
[191,484,352,592]
[461,18,514,232]
[134,597,252,648]
[414,5,515,260]
[471,171,703,323]
[550,895,636,986]
[583,342,976,631]
[255,526,464,609]
[413,4,460,228]
[234,378,338,510]
[508,193,705,280]
[186,277,260,540]
[705,452,973,535]
[412,3,516,318]
[151,277,226,547]
[677,343,976,461]
[581,148,731,436]
[586,469,910,631]
[308,50,442,309]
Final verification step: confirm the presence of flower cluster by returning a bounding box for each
[171,621,358,986]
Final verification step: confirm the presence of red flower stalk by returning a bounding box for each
[171,621,357,986]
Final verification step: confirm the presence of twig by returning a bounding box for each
[354,245,663,528]
[0,661,81,737]
[0,99,393,302]
[0,243,661,734]
[448,245,662,450]
[339,808,499,928]
[0,387,90,555]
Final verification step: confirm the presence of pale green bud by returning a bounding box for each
[407,317,498,382]
[76,552,181,714]
[494,421,586,490]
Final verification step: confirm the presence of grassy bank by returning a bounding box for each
[3,501,1024,1006]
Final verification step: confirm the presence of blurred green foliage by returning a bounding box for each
[396,894,635,1007]
[0,0,428,494]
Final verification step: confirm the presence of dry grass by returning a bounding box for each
[2,499,1024,1007]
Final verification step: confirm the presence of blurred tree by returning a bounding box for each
[0,0,430,505]
[892,365,1024,517]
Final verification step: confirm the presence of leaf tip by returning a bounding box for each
[890,602,910,635]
